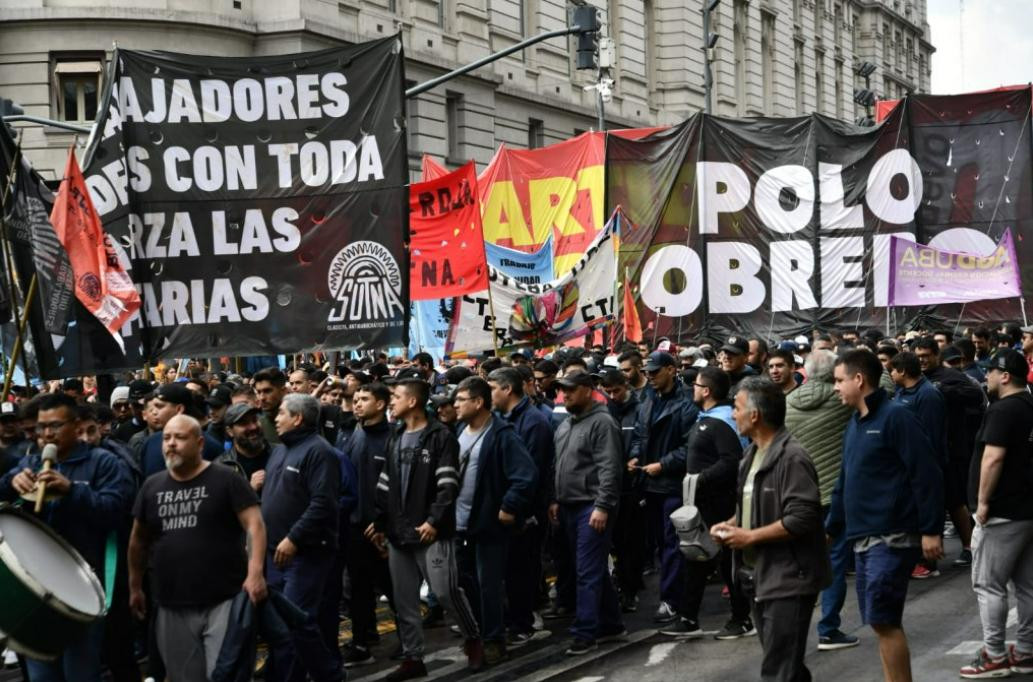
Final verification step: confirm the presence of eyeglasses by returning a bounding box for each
[36,420,71,433]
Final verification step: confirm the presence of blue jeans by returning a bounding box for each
[457,534,509,642]
[24,619,105,682]
[560,503,623,642]
[264,550,343,682]
[645,492,685,606]
[818,530,850,637]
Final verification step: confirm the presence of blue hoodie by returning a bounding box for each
[826,389,944,542]
[698,403,748,449]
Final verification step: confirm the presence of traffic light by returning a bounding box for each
[573,5,600,71]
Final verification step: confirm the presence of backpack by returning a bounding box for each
[670,473,720,562]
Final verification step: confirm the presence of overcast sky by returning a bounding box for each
[928,0,1033,93]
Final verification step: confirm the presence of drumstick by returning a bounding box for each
[35,444,59,514]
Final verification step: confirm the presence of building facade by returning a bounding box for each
[0,0,933,180]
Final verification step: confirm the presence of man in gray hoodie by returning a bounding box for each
[549,370,625,656]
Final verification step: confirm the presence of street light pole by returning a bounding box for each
[702,0,721,115]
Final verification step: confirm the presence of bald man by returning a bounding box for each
[129,415,267,682]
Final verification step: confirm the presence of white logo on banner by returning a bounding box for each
[326,240,405,330]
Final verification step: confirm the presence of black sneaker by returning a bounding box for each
[620,593,639,613]
[953,549,973,567]
[817,630,860,651]
[659,619,705,639]
[543,605,573,620]
[508,631,534,649]
[597,628,627,644]
[342,644,375,668]
[714,618,757,640]
[565,638,598,656]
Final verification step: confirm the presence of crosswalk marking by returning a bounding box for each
[645,642,679,667]
[570,677,606,682]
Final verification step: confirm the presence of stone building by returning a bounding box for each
[0,0,933,179]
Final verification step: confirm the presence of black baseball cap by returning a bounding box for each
[941,345,963,364]
[206,384,233,408]
[62,378,84,392]
[595,367,627,387]
[224,402,261,426]
[394,367,424,382]
[987,349,1027,378]
[719,336,750,356]
[0,402,19,421]
[128,380,154,401]
[644,351,677,372]
[556,370,597,390]
[154,383,194,407]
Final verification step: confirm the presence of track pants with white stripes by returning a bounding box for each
[388,538,481,659]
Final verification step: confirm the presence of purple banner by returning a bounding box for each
[888,229,1022,306]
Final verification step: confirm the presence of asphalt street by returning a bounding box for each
[0,537,1001,681]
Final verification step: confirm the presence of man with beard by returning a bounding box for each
[748,338,770,376]
[628,351,699,626]
[618,351,649,400]
[550,370,625,655]
[719,336,758,395]
[341,383,395,667]
[254,367,288,446]
[533,359,560,406]
[217,403,272,495]
[129,415,267,682]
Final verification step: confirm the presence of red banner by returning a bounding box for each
[409,161,488,300]
[50,147,141,342]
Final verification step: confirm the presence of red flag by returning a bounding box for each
[50,147,140,343]
[409,161,489,300]
[623,272,642,343]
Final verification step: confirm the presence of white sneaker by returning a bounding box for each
[653,601,678,624]
[3,649,18,667]
[532,611,545,631]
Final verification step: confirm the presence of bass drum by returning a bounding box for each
[0,504,106,660]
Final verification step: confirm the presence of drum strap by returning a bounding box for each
[104,531,117,611]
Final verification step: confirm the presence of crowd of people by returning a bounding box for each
[0,322,1031,682]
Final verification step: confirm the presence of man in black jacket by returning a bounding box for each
[598,367,645,612]
[914,336,986,567]
[340,382,394,667]
[661,367,750,639]
[488,367,555,645]
[453,377,537,664]
[712,377,830,682]
[628,351,700,624]
[261,393,343,682]
[368,378,483,681]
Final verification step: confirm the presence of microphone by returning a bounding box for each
[34,444,59,514]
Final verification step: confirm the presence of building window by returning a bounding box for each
[445,92,462,161]
[882,23,890,62]
[792,0,801,26]
[815,49,825,114]
[734,0,748,116]
[906,37,914,77]
[833,2,842,44]
[528,118,544,149]
[761,12,775,114]
[834,59,843,118]
[894,30,902,70]
[644,0,656,93]
[794,40,805,115]
[53,57,103,123]
[852,13,860,51]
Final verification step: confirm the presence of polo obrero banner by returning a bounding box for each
[60,36,409,372]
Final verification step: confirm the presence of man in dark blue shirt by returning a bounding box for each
[829,350,943,682]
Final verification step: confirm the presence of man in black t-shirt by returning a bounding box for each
[959,349,1033,678]
[129,414,267,682]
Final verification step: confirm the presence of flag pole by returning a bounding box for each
[486,284,501,356]
[1022,296,1029,328]
[2,274,37,400]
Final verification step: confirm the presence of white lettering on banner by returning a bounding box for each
[754,165,814,235]
[268,137,384,188]
[125,276,269,332]
[163,145,258,192]
[866,149,924,225]
[126,208,300,260]
[85,149,152,215]
[706,241,765,314]
[769,240,817,311]
[820,236,866,308]
[639,245,703,317]
[819,163,864,230]
[114,73,351,124]
[698,162,751,235]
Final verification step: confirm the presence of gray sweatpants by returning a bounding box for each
[388,538,481,659]
[972,519,1033,659]
[156,598,234,682]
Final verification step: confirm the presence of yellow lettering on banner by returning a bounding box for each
[900,246,917,267]
[957,254,976,270]
[482,180,532,247]
[917,248,934,268]
[530,177,578,243]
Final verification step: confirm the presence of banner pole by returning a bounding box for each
[1022,296,1029,328]
[2,273,36,401]
[486,285,501,356]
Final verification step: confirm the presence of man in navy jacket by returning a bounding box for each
[829,350,943,682]
[261,392,342,682]
[0,393,129,681]
[454,376,537,664]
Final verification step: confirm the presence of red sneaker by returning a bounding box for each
[959,648,1012,679]
[910,565,940,580]
[1011,645,1033,674]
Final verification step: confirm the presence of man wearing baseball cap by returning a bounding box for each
[114,380,155,444]
[718,336,757,395]
[216,403,271,494]
[959,349,1033,678]
[628,351,700,625]
[140,384,225,478]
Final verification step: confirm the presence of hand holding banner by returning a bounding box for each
[888,229,1022,306]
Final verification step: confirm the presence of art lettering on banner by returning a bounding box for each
[64,37,409,372]
[447,209,621,355]
[484,240,554,285]
[888,229,1021,306]
[607,88,1033,342]
[409,161,488,300]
